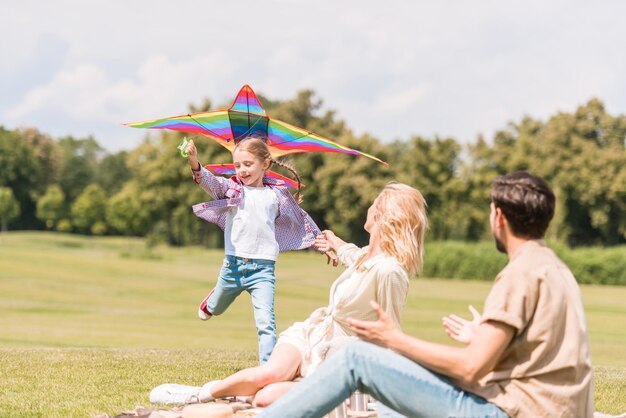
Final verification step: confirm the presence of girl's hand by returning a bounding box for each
[185,139,198,158]
[442,305,481,345]
[186,140,200,170]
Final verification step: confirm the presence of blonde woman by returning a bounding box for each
[150,182,428,407]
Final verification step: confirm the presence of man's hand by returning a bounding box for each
[348,301,403,348]
[442,305,481,345]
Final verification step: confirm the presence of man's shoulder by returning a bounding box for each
[498,241,575,291]
[506,241,562,272]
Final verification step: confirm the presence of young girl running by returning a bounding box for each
[185,137,326,364]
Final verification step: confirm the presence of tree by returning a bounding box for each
[390,135,466,240]
[261,88,385,242]
[0,127,48,229]
[36,185,66,230]
[58,136,103,202]
[106,183,149,236]
[95,151,132,196]
[311,134,393,245]
[19,128,61,185]
[539,99,626,245]
[462,134,509,241]
[71,184,107,234]
[464,98,626,245]
[0,187,20,232]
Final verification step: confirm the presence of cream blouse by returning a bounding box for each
[276,243,410,377]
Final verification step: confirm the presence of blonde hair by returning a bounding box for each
[233,137,303,203]
[375,182,428,276]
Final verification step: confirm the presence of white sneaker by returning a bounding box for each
[149,383,201,404]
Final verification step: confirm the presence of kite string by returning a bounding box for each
[186,113,233,142]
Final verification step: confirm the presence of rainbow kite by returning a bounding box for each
[124,85,387,165]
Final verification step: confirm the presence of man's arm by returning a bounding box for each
[349,301,515,384]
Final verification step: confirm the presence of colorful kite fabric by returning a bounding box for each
[125,85,387,165]
[204,164,301,189]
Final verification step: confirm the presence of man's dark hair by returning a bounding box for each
[490,171,556,239]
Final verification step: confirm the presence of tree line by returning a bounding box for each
[1,91,625,248]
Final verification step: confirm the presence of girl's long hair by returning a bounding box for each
[233,137,303,203]
[375,182,428,276]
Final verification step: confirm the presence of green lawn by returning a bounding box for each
[1,232,624,416]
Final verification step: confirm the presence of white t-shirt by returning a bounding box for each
[225,185,280,261]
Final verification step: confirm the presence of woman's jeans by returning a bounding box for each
[205,255,276,364]
[257,341,509,418]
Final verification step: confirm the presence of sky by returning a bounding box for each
[2,0,626,153]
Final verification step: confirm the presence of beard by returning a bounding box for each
[493,233,507,254]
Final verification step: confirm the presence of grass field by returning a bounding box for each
[1,232,625,417]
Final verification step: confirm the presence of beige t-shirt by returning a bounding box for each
[455,240,593,418]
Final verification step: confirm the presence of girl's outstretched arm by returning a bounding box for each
[185,139,229,199]
[186,139,201,171]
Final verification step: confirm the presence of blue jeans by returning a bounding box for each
[206,256,276,364]
[258,341,509,418]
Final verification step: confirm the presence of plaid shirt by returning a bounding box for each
[191,166,322,252]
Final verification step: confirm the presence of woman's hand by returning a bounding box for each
[314,234,331,252]
[315,230,346,253]
[186,139,200,170]
[325,251,338,267]
[315,233,339,267]
[442,305,481,345]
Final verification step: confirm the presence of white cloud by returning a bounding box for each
[2,1,626,151]
[8,64,105,120]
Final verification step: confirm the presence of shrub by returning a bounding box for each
[56,219,73,233]
[423,241,626,286]
[91,221,107,236]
